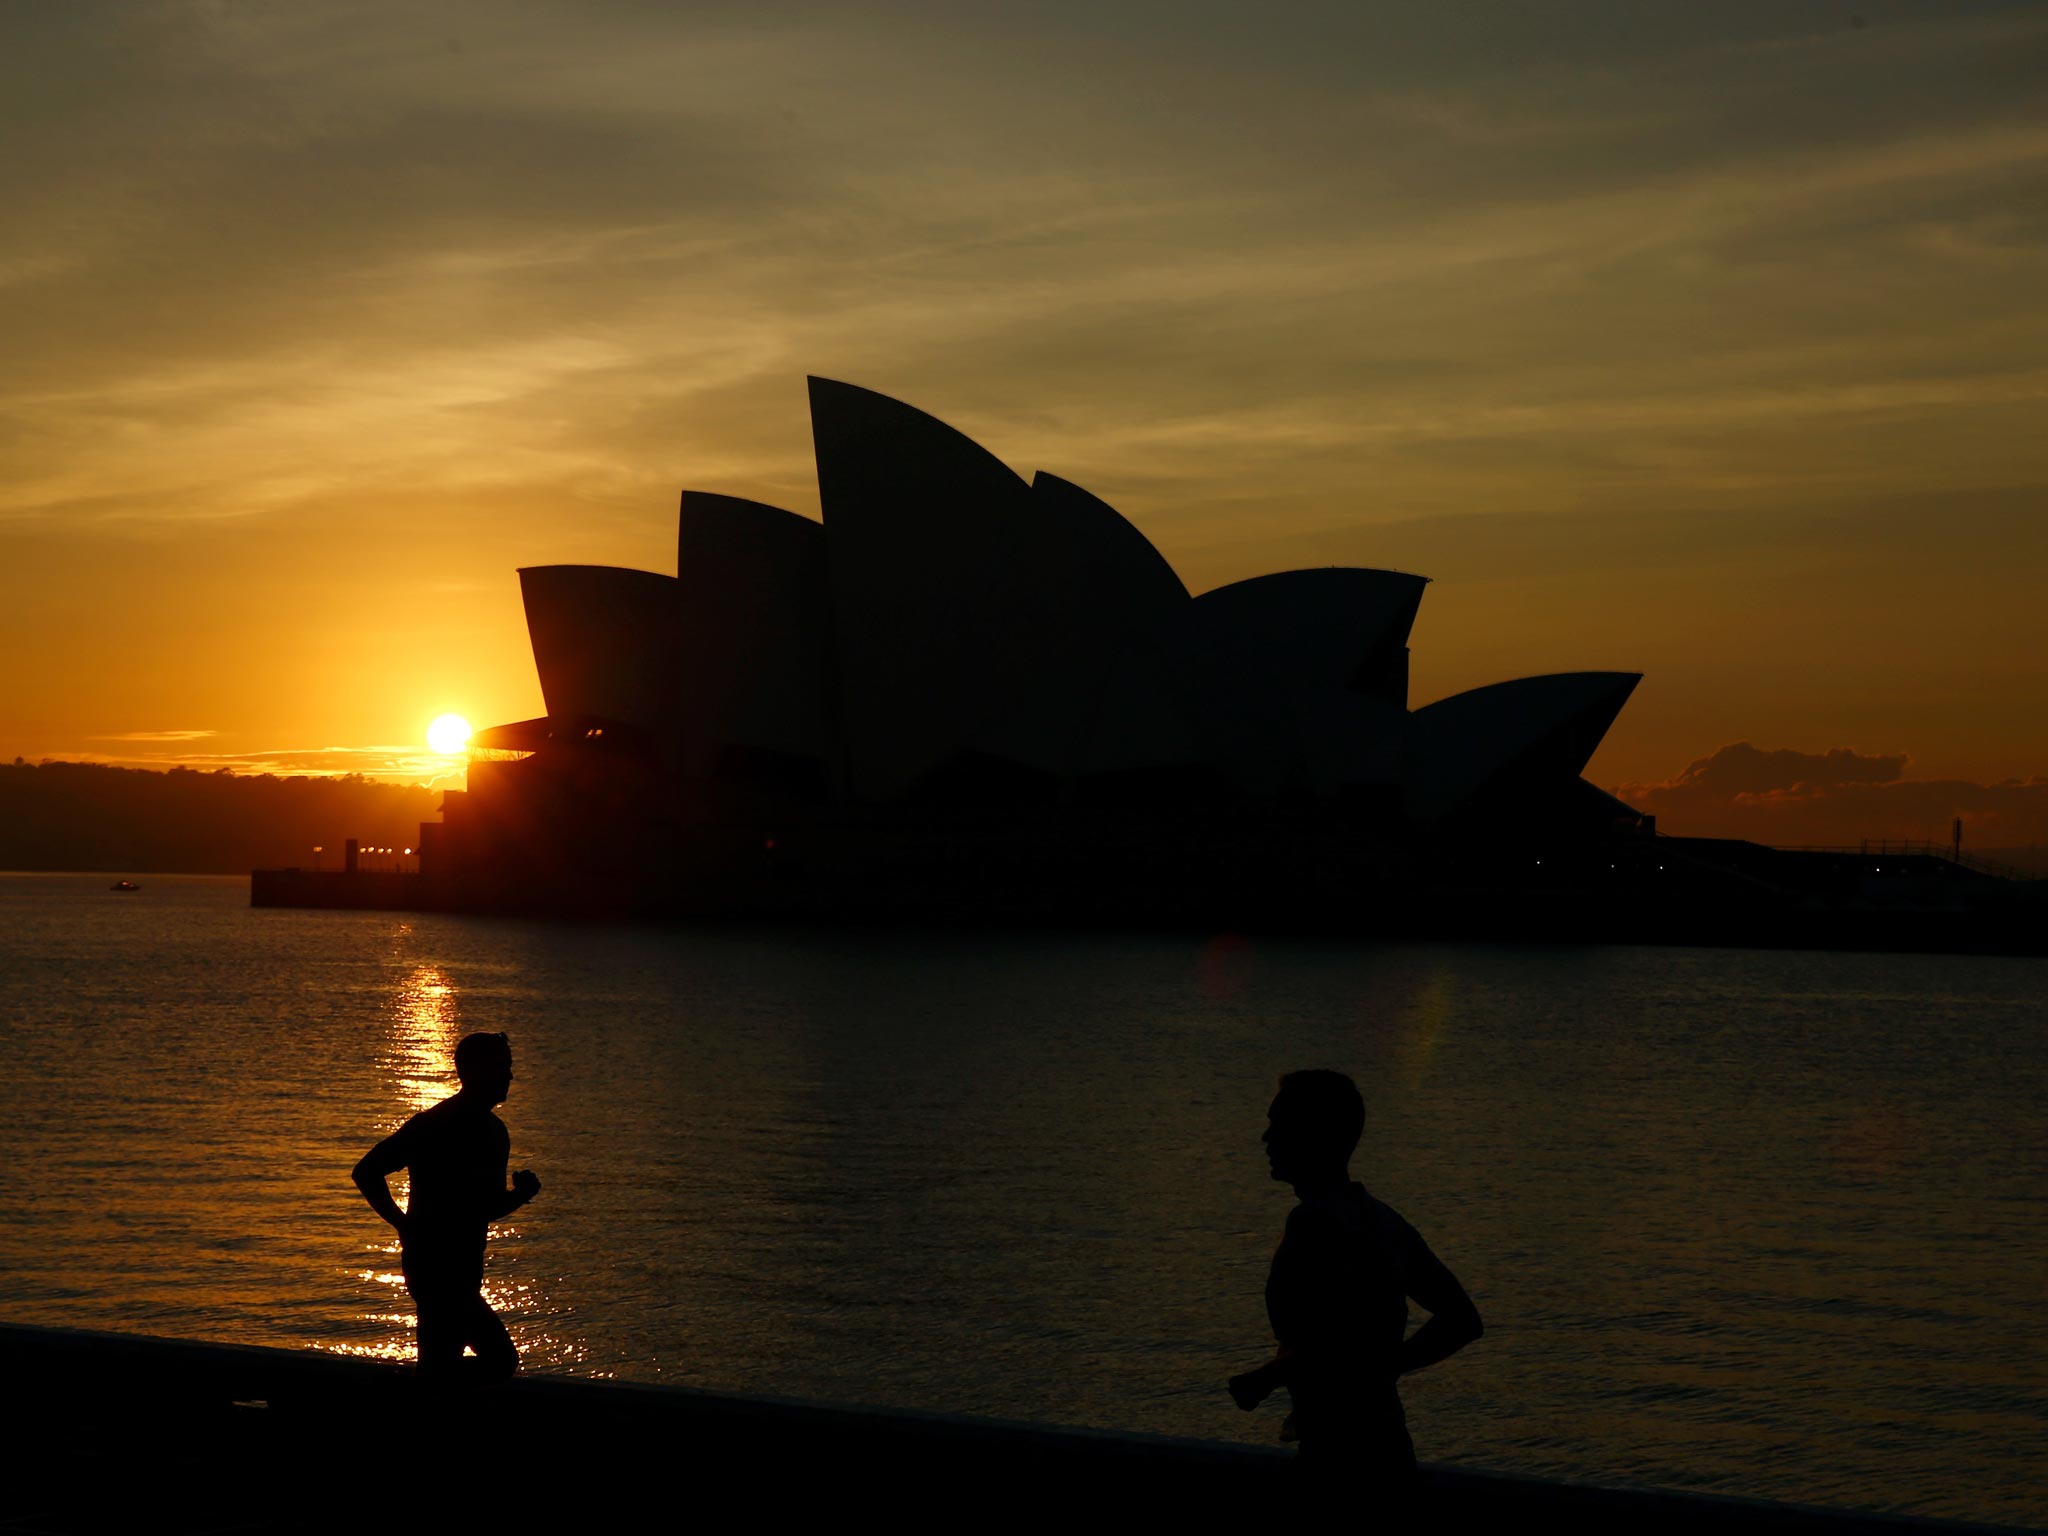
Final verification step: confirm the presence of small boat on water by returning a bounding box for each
[110,880,140,892]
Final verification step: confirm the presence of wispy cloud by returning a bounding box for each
[7,2,2046,534]
[90,728,219,742]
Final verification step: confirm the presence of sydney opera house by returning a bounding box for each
[418,378,1648,922]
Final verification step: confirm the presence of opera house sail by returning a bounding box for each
[413,377,1649,921]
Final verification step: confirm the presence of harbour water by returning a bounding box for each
[1,873,2042,1526]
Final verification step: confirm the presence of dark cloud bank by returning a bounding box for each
[1620,743,2048,870]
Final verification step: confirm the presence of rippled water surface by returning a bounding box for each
[1,874,2043,1524]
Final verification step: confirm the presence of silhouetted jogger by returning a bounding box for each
[353,1031,541,1381]
[1230,1070,1481,1507]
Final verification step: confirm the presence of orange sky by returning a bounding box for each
[5,3,2046,847]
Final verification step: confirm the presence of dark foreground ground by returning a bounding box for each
[2,1325,2035,1535]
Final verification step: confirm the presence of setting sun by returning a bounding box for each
[426,714,473,755]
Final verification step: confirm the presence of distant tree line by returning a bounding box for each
[0,759,442,875]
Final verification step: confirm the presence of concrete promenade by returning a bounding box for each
[3,1324,2035,1535]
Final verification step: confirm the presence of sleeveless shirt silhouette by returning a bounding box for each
[353,1031,540,1380]
[1231,1070,1482,1498]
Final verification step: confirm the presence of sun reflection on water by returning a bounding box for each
[387,964,461,1120]
[1398,966,1452,1093]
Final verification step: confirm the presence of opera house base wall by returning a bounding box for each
[252,803,2047,957]
[250,868,432,911]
